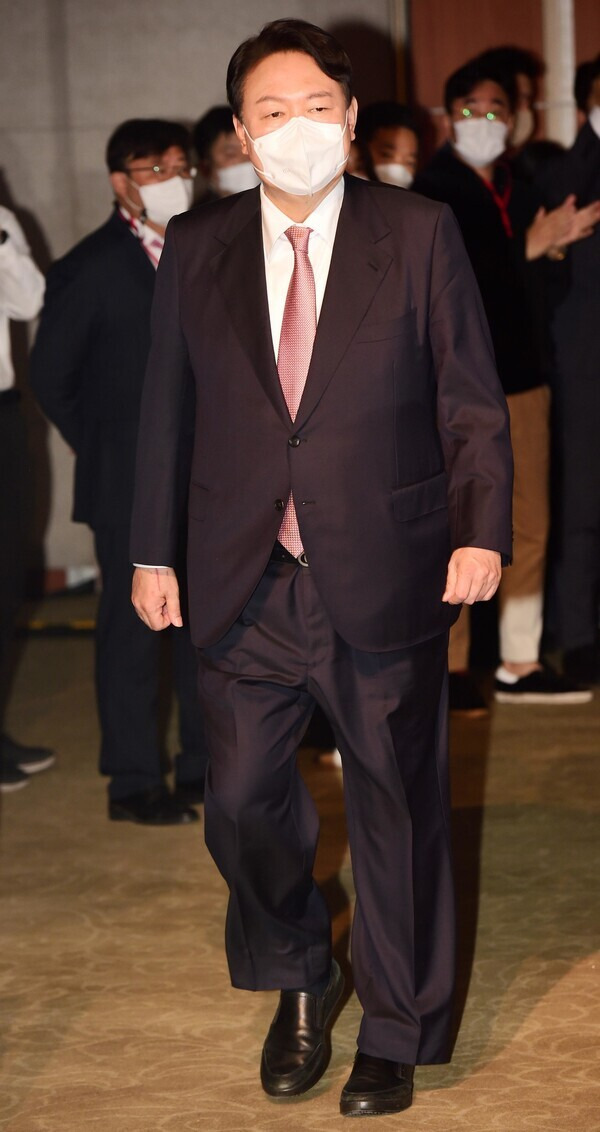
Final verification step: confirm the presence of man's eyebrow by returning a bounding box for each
[465,94,507,105]
[254,89,335,105]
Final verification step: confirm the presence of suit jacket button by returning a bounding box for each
[288,435,301,447]
[275,499,285,511]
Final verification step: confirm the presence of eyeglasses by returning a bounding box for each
[125,164,197,179]
[461,108,500,121]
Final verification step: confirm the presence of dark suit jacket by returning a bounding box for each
[413,145,549,395]
[130,175,512,651]
[537,121,600,391]
[30,209,192,529]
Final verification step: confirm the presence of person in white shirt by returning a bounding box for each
[0,204,54,792]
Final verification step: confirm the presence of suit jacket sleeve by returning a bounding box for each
[129,220,193,567]
[539,120,600,207]
[429,205,513,560]
[29,256,97,452]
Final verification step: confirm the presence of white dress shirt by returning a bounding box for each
[136,178,345,569]
[260,178,344,358]
[0,206,45,390]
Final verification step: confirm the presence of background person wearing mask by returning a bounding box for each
[0,202,53,793]
[478,44,544,154]
[30,119,208,825]
[414,57,599,712]
[193,104,259,202]
[355,100,419,188]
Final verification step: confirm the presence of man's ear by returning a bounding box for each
[347,96,358,141]
[233,116,249,156]
[441,113,454,143]
[109,171,128,201]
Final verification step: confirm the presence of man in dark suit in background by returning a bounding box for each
[131,21,512,1118]
[541,57,600,686]
[30,119,208,825]
[414,56,597,712]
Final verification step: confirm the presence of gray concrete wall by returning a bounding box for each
[1,0,396,571]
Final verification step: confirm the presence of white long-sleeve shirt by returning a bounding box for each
[0,205,46,390]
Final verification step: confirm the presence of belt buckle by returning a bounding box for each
[297,551,309,568]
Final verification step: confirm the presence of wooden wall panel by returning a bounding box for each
[408,0,544,152]
[574,0,600,65]
[409,0,544,110]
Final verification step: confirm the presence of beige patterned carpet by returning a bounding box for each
[1,597,599,1131]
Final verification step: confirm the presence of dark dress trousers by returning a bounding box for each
[130,176,512,1063]
[30,210,207,799]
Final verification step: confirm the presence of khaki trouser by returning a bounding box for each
[449,384,551,669]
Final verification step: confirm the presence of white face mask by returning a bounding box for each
[511,107,535,148]
[374,163,414,189]
[137,176,193,227]
[453,118,509,168]
[245,114,348,196]
[214,162,260,196]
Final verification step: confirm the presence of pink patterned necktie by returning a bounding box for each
[277,226,317,556]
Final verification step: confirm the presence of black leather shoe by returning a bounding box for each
[1,734,56,773]
[108,785,199,825]
[173,777,205,806]
[260,959,344,1097]
[340,1053,414,1117]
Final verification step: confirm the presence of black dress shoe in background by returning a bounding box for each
[1,734,56,774]
[260,959,345,1097]
[340,1052,414,1117]
[108,784,199,825]
[173,777,205,806]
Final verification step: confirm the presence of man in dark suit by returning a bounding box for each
[131,21,512,1118]
[30,119,208,825]
[414,56,596,712]
[541,57,600,685]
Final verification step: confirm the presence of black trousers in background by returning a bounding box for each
[0,395,27,725]
[551,385,600,652]
[197,559,454,1065]
[94,524,208,800]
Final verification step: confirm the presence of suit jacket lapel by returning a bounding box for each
[208,179,393,430]
[294,176,393,429]
[209,190,291,427]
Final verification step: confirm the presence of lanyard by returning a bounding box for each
[480,165,513,239]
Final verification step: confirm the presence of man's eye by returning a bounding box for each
[486,112,497,121]
[462,108,473,118]
[310,106,329,113]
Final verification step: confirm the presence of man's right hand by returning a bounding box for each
[131,566,183,630]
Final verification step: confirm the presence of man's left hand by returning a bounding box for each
[442,547,502,605]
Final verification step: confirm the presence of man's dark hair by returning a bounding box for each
[226,18,353,120]
[477,45,544,81]
[357,101,418,144]
[444,58,517,114]
[574,54,600,112]
[106,119,191,173]
[193,105,236,162]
